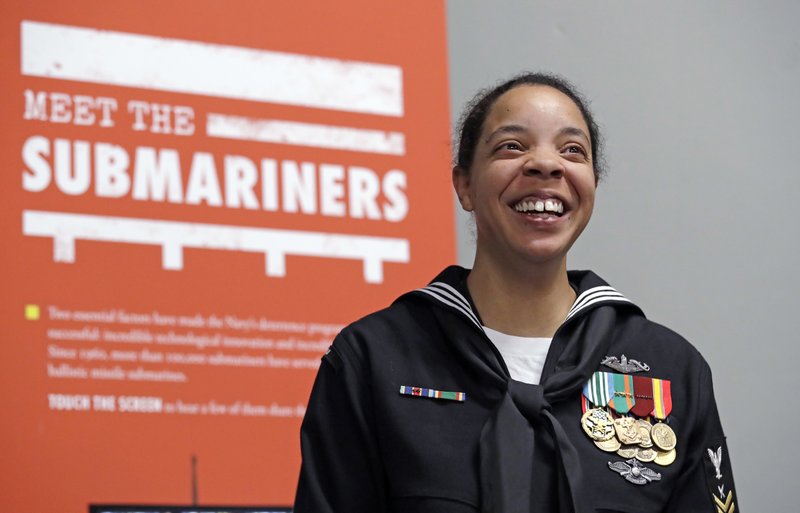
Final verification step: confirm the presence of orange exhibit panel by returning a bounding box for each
[0,1,453,511]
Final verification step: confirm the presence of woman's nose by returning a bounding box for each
[522,149,564,179]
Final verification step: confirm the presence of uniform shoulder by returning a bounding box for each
[330,295,430,360]
[630,316,711,377]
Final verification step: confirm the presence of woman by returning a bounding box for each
[294,73,738,513]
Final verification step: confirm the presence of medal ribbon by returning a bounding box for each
[582,371,614,407]
[630,376,655,417]
[609,373,635,414]
[652,378,672,419]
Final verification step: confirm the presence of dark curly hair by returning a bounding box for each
[455,72,605,181]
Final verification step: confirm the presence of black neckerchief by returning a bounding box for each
[405,265,644,513]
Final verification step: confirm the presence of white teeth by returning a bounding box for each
[513,198,565,215]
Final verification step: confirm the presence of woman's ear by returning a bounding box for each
[452,166,473,211]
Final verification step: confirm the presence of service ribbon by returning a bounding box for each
[651,378,672,419]
[583,371,614,407]
[630,375,655,417]
[609,373,636,414]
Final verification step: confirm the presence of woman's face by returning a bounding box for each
[453,85,597,267]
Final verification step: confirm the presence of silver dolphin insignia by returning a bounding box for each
[601,355,651,373]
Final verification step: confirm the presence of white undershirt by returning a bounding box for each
[483,326,552,385]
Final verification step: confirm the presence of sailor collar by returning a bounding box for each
[408,265,642,331]
[403,266,648,512]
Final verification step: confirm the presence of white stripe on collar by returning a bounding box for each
[416,282,482,329]
[418,282,631,327]
[565,286,631,321]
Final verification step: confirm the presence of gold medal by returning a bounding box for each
[636,419,653,448]
[654,448,677,466]
[635,446,658,463]
[594,437,621,452]
[616,445,638,459]
[651,422,677,451]
[613,417,640,445]
[581,408,616,441]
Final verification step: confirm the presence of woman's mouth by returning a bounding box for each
[513,198,565,217]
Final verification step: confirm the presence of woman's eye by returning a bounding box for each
[564,145,586,156]
[498,142,522,151]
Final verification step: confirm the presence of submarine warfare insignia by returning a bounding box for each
[601,354,650,373]
[582,371,677,467]
[608,459,662,485]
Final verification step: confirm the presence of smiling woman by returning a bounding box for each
[294,73,739,513]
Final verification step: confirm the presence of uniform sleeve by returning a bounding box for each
[293,334,387,513]
[664,361,740,513]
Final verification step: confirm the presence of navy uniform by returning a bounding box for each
[294,266,739,513]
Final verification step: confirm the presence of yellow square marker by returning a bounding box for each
[25,304,40,321]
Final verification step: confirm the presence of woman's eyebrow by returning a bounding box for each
[485,125,590,144]
[484,124,527,143]
[559,126,590,142]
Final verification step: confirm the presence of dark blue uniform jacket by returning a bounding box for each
[295,266,739,513]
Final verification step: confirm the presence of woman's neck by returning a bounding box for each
[467,251,576,338]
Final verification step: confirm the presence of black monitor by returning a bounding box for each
[90,505,292,513]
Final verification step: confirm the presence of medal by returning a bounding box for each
[630,376,655,418]
[613,417,640,445]
[635,419,653,448]
[581,408,616,441]
[594,437,621,453]
[654,448,677,466]
[609,373,635,414]
[651,378,672,420]
[582,371,679,468]
[635,446,658,463]
[617,445,638,459]
[651,422,677,451]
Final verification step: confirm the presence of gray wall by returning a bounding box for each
[447,1,800,509]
